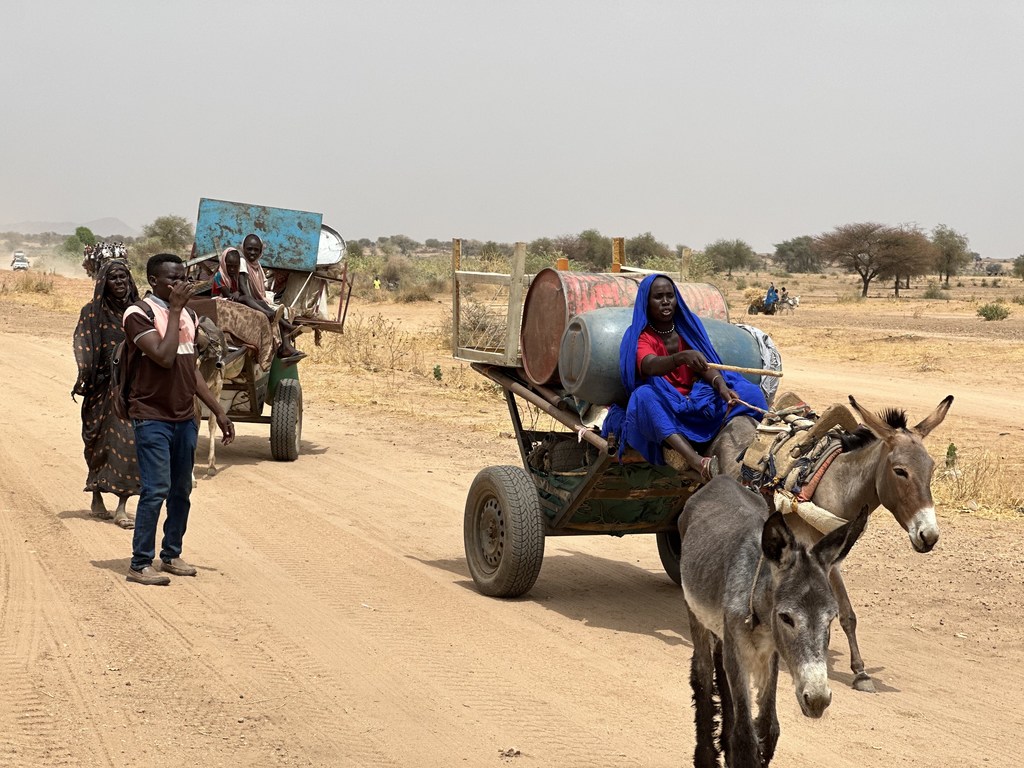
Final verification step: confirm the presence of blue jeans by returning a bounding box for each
[131,419,198,571]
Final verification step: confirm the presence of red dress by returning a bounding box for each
[636,328,697,395]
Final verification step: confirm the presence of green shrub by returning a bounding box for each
[977,302,1010,321]
[734,277,747,290]
[922,283,943,299]
[1012,295,1024,306]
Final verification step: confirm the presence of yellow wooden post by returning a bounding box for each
[612,237,625,273]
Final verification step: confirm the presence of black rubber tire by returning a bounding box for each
[656,530,682,586]
[270,379,302,461]
[464,466,545,598]
[747,303,759,315]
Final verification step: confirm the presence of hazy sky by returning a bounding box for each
[3,1,1022,257]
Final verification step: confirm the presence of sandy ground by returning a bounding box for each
[1,272,1023,767]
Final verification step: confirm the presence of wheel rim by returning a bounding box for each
[477,495,505,572]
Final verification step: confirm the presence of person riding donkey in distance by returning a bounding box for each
[765,281,779,312]
[212,245,305,365]
[604,274,768,481]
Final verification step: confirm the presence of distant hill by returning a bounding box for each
[1,218,139,237]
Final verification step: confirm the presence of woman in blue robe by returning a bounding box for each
[602,274,767,479]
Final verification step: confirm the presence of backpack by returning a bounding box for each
[110,299,197,421]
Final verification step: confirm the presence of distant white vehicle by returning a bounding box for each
[11,251,29,271]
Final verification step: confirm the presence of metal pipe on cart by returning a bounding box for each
[479,366,609,454]
[339,267,353,332]
[529,381,565,409]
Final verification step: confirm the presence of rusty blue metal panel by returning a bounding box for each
[194,198,323,272]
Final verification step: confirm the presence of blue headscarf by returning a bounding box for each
[603,274,767,463]
[618,274,724,395]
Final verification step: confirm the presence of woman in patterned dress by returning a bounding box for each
[72,260,141,529]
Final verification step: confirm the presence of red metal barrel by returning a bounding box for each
[520,269,729,386]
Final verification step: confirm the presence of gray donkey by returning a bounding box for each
[679,476,868,768]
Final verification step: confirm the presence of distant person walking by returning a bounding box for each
[72,260,140,530]
[123,253,234,586]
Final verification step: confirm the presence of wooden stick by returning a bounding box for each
[708,362,783,378]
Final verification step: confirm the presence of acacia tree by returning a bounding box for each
[880,225,935,297]
[142,215,193,252]
[704,238,754,277]
[814,222,932,297]
[931,224,972,285]
[626,231,671,265]
[773,235,820,273]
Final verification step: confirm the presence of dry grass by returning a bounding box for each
[0,270,92,313]
[1,270,55,294]
[934,448,1024,520]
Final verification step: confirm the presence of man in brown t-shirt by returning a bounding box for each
[123,253,234,586]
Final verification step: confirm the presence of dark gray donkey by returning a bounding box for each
[679,476,868,768]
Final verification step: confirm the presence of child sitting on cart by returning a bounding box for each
[603,274,767,480]
[212,247,305,365]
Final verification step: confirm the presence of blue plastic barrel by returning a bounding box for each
[559,307,772,406]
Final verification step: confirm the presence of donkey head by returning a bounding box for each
[761,508,868,718]
[195,316,227,380]
[848,395,953,553]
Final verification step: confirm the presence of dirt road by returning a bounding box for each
[1,295,1022,767]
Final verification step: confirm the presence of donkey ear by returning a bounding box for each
[813,505,869,568]
[848,396,893,440]
[762,512,797,565]
[913,395,953,438]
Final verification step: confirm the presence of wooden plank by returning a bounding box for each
[454,271,513,286]
[503,243,526,366]
[451,239,462,357]
[454,348,509,364]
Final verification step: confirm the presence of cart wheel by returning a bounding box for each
[270,378,302,461]
[464,466,545,598]
[656,530,682,586]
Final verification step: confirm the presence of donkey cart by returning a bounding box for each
[452,242,781,598]
[186,198,352,463]
[465,363,708,598]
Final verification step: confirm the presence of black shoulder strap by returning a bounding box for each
[135,298,155,320]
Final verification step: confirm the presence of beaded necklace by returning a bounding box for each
[648,323,675,337]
